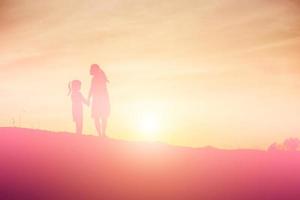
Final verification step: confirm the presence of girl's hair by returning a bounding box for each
[68,80,81,95]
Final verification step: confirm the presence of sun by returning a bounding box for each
[126,100,170,141]
[138,111,160,137]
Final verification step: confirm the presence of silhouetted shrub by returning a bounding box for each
[268,138,300,151]
[283,138,300,151]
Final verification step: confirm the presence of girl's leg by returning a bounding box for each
[94,117,101,136]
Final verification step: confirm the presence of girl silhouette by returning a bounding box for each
[69,80,89,134]
[88,64,110,137]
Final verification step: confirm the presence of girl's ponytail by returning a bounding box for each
[68,81,72,96]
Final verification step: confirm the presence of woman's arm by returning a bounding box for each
[104,72,109,83]
[88,79,93,103]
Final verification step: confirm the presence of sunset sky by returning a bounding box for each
[1,0,300,149]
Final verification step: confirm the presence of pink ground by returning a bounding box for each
[0,127,300,200]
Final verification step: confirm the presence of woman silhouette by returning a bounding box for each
[88,64,110,137]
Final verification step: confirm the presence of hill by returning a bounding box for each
[0,127,300,200]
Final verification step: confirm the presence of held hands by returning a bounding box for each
[87,98,90,107]
[84,96,90,107]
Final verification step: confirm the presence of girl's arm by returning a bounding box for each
[81,93,89,106]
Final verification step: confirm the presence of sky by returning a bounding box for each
[1,0,300,149]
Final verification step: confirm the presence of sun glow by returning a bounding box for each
[138,111,160,136]
[127,100,169,140]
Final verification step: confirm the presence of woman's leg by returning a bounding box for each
[102,117,108,137]
[76,119,83,134]
[94,117,102,136]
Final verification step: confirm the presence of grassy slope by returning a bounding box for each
[0,127,300,200]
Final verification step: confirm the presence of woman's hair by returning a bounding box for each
[90,64,109,82]
[90,64,101,76]
[68,80,81,95]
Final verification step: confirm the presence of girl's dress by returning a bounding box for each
[71,92,84,122]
